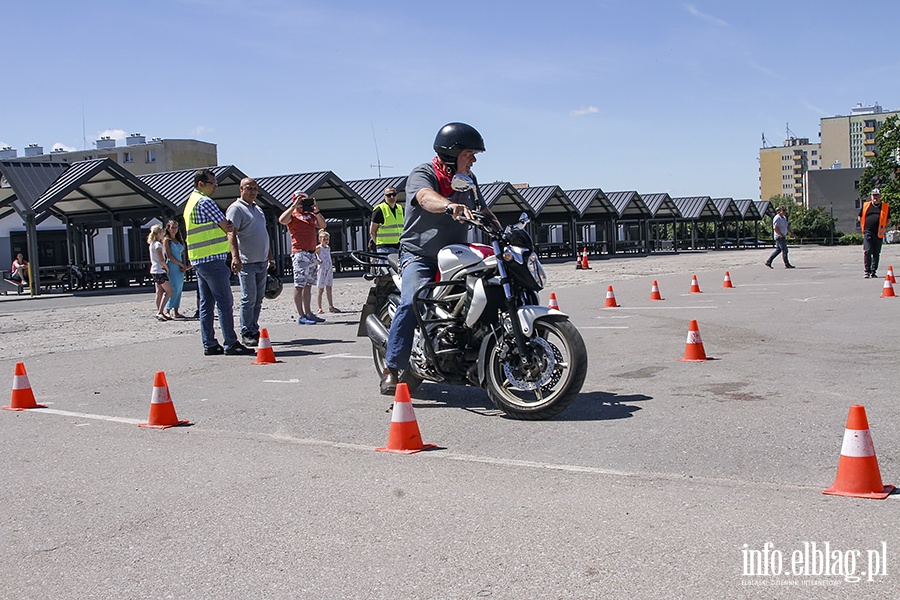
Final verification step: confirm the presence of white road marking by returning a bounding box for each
[321,353,371,360]
[600,305,719,311]
[581,326,630,329]
[263,379,301,383]
[31,408,143,425]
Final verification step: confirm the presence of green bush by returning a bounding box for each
[838,233,863,245]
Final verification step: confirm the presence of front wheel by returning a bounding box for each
[484,319,587,420]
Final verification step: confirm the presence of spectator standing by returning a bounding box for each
[370,186,404,254]
[227,177,273,347]
[163,219,190,319]
[183,169,252,356]
[765,206,795,269]
[278,191,326,325]
[315,229,340,314]
[147,224,173,322]
[858,188,890,278]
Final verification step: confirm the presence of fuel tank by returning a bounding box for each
[437,243,495,281]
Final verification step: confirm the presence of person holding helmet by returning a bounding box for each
[858,188,890,278]
[379,122,497,395]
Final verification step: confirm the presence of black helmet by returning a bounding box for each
[265,273,283,300]
[433,122,485,168]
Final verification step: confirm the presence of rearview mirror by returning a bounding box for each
[451,174,475,193]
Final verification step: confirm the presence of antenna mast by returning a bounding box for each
[370,123,392,177]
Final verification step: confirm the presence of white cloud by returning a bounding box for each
[571,106,600,117]
[97,129,128,141]
[192,125,214,136]
[684,4,728,27]
[52,142,77,152]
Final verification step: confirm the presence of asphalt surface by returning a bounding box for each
[2,246,899,599]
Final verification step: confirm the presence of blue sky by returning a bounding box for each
[2,0,899,200]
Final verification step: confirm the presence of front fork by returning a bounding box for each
[492,240,532,365]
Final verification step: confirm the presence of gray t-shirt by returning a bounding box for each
[226,199,270,263]
[401,162,479,258]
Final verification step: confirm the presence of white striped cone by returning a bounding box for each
[881,276,896,298]
[548,293,560,310]
[4,362,46,410]
[139,371,190,429]
[604,286,619,308]
[824,404,894,499]
[723,271,734,288]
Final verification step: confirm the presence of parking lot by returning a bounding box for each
[1,244,898,599]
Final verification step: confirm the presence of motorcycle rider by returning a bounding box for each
[379,122,497,395]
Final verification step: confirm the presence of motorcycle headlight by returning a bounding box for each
[527,253,546,289]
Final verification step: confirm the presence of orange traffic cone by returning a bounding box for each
[690,274,702,293]
[648,280,663,301]
[548,292,560,310]
[139,371,191,429]
[580,247,591,270]
[4,362,46,411]
[823,404,895,499]
[888,265,896,284]
[604,285,619,308]
[880,276,896,298]
[376,383,436,454]
[679,320,709,361]
[250,328,283,364]
[722,271,734,288]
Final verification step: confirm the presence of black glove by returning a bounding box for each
[368,240,376,251]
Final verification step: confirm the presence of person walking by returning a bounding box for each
[147,224,173,321]
[379,122,498,395]
[227,177,273,346]
[163,219,190,319]
[765,206,795,269]
[858,188,890,278]
[183,169,252,356]
[279,191,326,325]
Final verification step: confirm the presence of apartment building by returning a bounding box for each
[0,134,216,176]
[758,136,821,203]
[820,103,900,170]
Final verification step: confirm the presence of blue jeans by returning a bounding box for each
[194,259,238,350]
[238,261,268,336]
[384,252,437,371]
[767,237,790,266]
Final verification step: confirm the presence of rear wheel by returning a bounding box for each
[484,319,587,420]
[371,303,423,393]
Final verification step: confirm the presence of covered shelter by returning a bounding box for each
[672,196,721,250]
[518,186,579,258]
[711,197,742,248]
[733,199,763,246]
[565,188,616,258]
[257,171,370,270]
[346,176,408,249]
[3,158,179,293]
[605,191,652,254]
[641,193,683,252]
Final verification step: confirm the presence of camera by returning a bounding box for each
[301,197,315,212]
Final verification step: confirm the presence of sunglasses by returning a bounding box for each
[385,193,397,197]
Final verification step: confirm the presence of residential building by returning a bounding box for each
[759,137,821,203]
[2,135,216,176]
[820,103,900,170]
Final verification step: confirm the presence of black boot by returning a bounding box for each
[379,368,398,396]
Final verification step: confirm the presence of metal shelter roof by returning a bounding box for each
[605,191,652,219]
[139,165,283,214]
[641,193,683,219]
[754,200,775,218]
[346,176,408,210]
[0,160,71,222]
[672,196,721,220]
[734,199,762,220]
[517,185,578,220]
[711,197,742,220]
[478,182,534,220]
[31,158,177,225]
[256,171,369,219]
[565,188,616,219]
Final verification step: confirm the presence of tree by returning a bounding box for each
[764,194,836,242]
[859,114,900,205]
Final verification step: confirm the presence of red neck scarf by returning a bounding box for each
[432,156,455,197]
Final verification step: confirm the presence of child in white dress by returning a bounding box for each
[315,230,341,314]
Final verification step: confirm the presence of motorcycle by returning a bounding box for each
[354,174,587,420]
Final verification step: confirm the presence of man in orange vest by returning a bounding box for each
[858,188,890,279]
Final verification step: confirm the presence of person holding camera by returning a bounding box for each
[279,191,326,325]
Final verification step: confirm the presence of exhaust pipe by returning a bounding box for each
[365,314,389,350]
